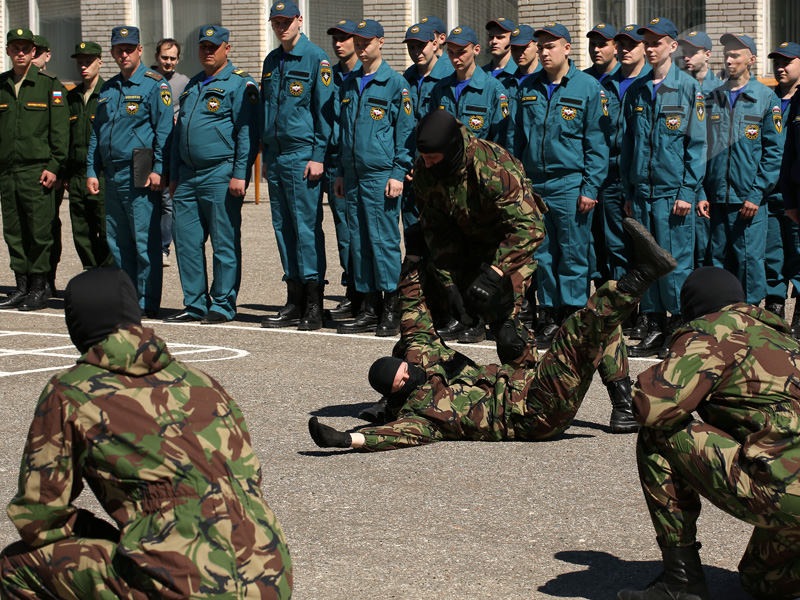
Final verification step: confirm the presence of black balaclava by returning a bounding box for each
[415,109,465,178]
[680,266,745,322]
[64,268,142,353]
[368,357,427,405]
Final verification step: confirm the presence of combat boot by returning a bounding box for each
[519,296,536,329]
[329,286,362,320]
[657,314,684,359]
[628,313,666,358]
[436,317,468,341]
[262,280,305,328]
[629,312,649,340]
[298,280,324,331]
[0,273,28,309]
[617,218,678,298]
[19,274,49,311]
[535,307,559,349]
[764,296,785,319]
[790,302,800,340]
[618,542,710,600]
[606,377,638,433]
[376,290,400,337]
[337,292,379,333]
[358,396,389,423]
[458,317,486,343]
[622,306,639,336]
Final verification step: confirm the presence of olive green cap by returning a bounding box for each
[71,41,102,57]
[33,35,49,50]
[7,28,35,44]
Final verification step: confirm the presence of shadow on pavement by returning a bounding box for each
[310,403,374,418]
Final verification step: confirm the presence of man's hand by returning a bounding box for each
[87,177,100,195]
[229,177,246,197]
[738,200,758,220]
[303,160,324,181]
[334,177,345,199]
[623,200,633,217]
[39,170,57,189]
[787,208,799,224]
[146,172,163,191]
[577,195,597,214]
[261,162,268,180]
[465,263,504,314]
[696,200,710,219]
[168,181,178,197]
[673,199,691,216]
[385,178,403,198]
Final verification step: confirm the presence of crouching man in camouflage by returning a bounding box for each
[619,266,800,600]
[309,218,675,451]
[0,268,292,599]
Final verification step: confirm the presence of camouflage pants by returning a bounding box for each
[361,281,637,450]
[637,422,800,600]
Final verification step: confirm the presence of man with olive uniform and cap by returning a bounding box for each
[0,28,69,312]
[65,41,113,270]
[165,26,259,325]
[87,26,173,318]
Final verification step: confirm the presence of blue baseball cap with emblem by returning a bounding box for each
[721,33,757,55]
[419,16,446,34]
[615,24,643,42]
[679,31,712,51]
[535,22,571,44]
[587,23,617,40]
[198,25,229,46]
[447,25,479,47]
[510,25,537,47]
[353,20,384,39]
[269,1,300,20]
[486,18,515,32]
[111,26,140,46]
[638,17,679,40]
[769,42,800,60]
[327,19,356,35]
[404,23,436,43]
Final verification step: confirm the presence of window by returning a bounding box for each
[593,0,626,28]
[416,0,518,52]
[592,0,706,36]
[771,0,800,51]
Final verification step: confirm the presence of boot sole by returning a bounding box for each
[298,322,323,331]
[622,218,678,277]
[610,421,640,433]
[375,329,399,337]
[261,319,301,328]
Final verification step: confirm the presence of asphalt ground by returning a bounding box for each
[0,193,761,600]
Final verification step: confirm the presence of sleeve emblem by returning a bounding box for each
[774,106,783,133]
[161,90,172,107]
[500,92,509,118]
[321,59,332,86]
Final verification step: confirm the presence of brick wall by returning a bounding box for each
[706,0,765,78]
[363,0,413,71]
[222,0,268,78]
[519,0,590,70]
[80,3,131,80]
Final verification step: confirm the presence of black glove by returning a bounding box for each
[403,224,426,257]
[444,284,474,326]
[465,263,503,314]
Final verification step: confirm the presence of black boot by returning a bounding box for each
[0,273,28,309]
[617,542,709,600]
[535,307,559,349]
[298,280,323,331]
[622,305,639,337]
[629,312,649,340]
[792,302,800,340]
[436,317,468,341]
[358,397,389,423]
[329,286,362,320]
[376,290,400,337]
[337,292,379,333]
[19,274,49,311]
[519,296,536,329]
[458,317,486,343]
[308,417,352,449]
[764,296,785,319]
[657,313,683,359]
[262,280,305,328]
[47,273,58,298]
[629,313,666,358]
[606,377,638,433]
[617,218,678,298]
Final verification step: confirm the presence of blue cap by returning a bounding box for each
[111,26,140,46]
[446,25,479,47]
[638,17,679,40]
[679,31,712,51]
[269,1,300,20]
[353,20,384,39]
[510,25,537,47]
[198,25,229,46]
[721,33,757,55]
[419,16,446,34]
[769,42,800,60]
[614,24,643,42]
[587,23,617,40]
[535,22,572,44]
[327,19,356,35]
[486,18,515,32]
[404,23,436,43]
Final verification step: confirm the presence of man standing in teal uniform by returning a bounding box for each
[513,22,608,348]
[334,19,414,336]
[621,17,707,357]
[483,18,517,88]
[585,23,618,82]
[419,16,447,58]
[403,23,453,120]
[87,26,173,318]
[260,0,333,331]
[765,42,800,334]
[505,24,540,131]
[164,26,258,325]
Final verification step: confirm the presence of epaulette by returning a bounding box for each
[144,70,164,81]
[232,69,250,77]
[38,69,57,79]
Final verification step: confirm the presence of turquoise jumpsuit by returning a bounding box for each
[482,59,518,89]
[694,69,723,267]
[87,63,173,314]
[170,61,259,320]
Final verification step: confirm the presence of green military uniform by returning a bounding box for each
[633,304,800,599]
[0,324,293,599]
[0,31,68,281]
[66,67,112,269]
[357,258,637,450]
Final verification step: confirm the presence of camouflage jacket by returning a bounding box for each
[8,326,292,599]
[633,304,800,493]
[413,126,546,286]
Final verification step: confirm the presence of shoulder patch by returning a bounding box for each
[145,70,164,81]
[233,69,251,77]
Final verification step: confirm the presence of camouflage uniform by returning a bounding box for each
[413,127,546,365]
[633,305,800,600]
[358,258,638,450]
[0,325,292,599]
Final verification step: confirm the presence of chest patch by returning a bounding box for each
[370,106,385,120]
[745,124,760,139]
[289,81,304,96]
[561,106,576,120]
[666,115,681,130]
[207,97,221,112]
[126,102,139,115]
[468,115,484,130]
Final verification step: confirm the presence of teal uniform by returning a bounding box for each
[337,60,414,292]
[170,61,259,320]
[482,59,518,89]
[87,63,173,314]
[704,80,783,304]
[260,33,333,284]
[428,65,510,144]
[513,59,608,310]
[621,62,707,315]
